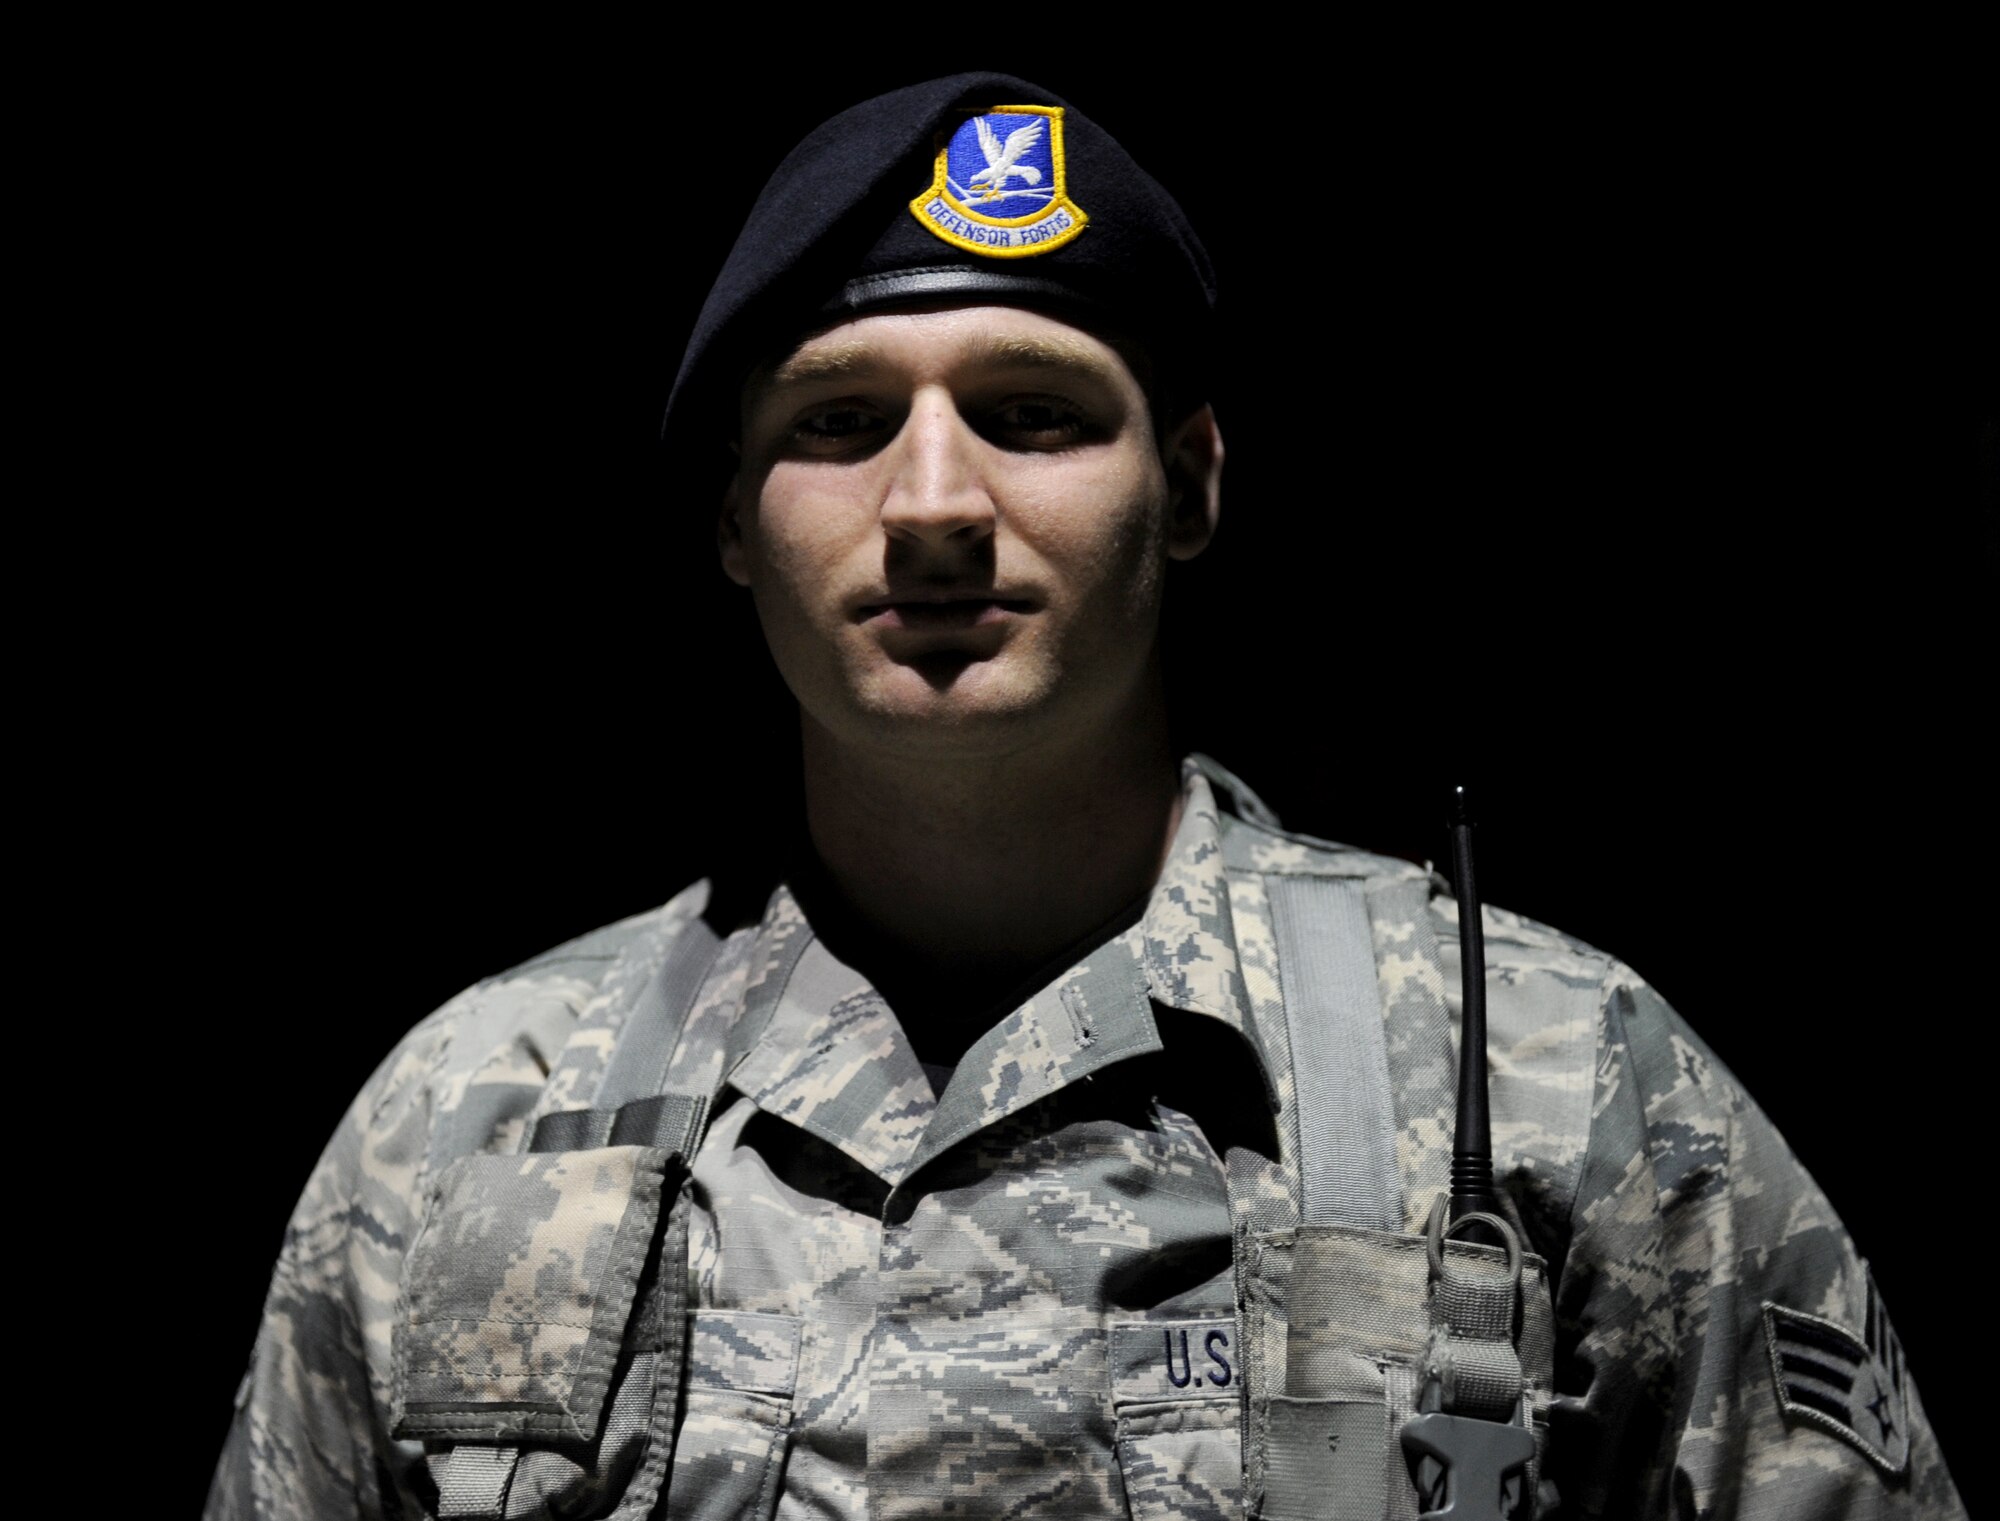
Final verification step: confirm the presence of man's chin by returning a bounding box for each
[892,647,1009,695]
[846,657,1057,743]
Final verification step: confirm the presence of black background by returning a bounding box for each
[141,23,1992,1501]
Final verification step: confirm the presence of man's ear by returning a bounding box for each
[1163,404,1223,562]
[718,470,753,587]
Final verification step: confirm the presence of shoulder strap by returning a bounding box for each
[591,917,726,1115]
[443,918,729,1521]
[525,914,727,1156]
[1265,874,1402,1233]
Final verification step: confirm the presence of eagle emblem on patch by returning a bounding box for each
[1762,1273,1910,1474]
[908,105,1088,258]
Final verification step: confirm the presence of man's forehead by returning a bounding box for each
[756,306,1133,392]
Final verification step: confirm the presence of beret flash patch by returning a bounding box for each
[1761,1273,1911,1475]
[909,105,1088,258]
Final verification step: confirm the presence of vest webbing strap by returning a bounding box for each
[527,1091,712,1157]
[591,915,726,1116]
[472,921,731,1518]
[526,913,725,1156]
[435,1445,516,1518]
[1267,875,1401,1233]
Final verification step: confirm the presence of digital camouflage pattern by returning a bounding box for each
[668,1310,802,1521]
[393,1146,669,1442]
[208,759,1965,1519]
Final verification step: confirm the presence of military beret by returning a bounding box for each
[662,73,1216,468]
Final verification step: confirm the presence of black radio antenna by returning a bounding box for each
[1447,785,1504,1232]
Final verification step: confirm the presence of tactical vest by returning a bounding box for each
[387,767,1585,1520]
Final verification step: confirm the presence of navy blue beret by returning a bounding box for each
[662,73,1216,465]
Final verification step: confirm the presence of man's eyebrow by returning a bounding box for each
[959,333,1112,374]
[764,342,880,388]
[761,332,1116,390]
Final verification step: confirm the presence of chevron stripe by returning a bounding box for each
[1762,1293,1910,1476]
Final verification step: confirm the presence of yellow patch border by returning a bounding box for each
[907,103,1089,259]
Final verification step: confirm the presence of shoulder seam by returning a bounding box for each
[1221,814,1427,882]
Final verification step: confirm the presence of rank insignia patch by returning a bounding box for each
[1762,1274,1911,1474]
[909,105,1088,258]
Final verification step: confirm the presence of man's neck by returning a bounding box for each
[799,677,1183,1061]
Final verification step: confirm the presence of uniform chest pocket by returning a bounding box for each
[662,1309,803,1521]
[1241,1224,1555,1521]
[1110,1317,1245,1521]
[391,1146,687,1521]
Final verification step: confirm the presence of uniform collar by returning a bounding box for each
[728,934,938,1184]
[1139,762,1255,1033]
[724,759,1279,1184]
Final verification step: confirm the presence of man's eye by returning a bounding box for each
[790,407,888,451]
[989,398,1090,445]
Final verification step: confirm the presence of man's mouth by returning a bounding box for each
[857,596,1035,630]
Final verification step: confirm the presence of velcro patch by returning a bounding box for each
[1762,1276,1910,1475]
[908,105,1088,259]
[1111,1317,1239,1403]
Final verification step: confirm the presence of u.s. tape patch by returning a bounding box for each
[1762,1273,1910,1474]
[909,105,1088,258]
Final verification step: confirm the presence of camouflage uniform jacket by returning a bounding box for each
[208,758,1963,1519]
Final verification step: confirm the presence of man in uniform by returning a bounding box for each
[207,75,1965,1520]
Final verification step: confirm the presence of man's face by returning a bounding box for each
[723,304,1219,758]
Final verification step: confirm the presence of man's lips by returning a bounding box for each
[855,595,1035,631]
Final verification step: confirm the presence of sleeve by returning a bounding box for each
[1546,974,1965,1519]
[204,1012,458,1521]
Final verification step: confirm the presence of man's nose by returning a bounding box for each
[878,392,996,549]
